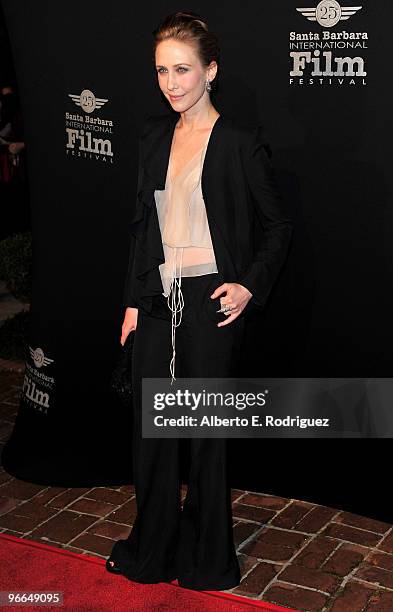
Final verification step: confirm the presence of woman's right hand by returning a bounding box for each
[121,307,138,345]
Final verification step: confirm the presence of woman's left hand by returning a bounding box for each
[210,283,253,326]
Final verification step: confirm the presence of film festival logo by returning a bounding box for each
[290,1,367,86]
[65,88,114,163]
[21,347,55,415]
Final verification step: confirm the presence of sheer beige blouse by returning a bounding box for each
[154,127,218,383]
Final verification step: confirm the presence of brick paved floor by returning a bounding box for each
[1,366,393,611]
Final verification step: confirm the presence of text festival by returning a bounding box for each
[289,30,368,85]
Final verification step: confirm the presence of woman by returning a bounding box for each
[106,11,293,591]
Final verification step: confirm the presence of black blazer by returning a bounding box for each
[122,112,293,317]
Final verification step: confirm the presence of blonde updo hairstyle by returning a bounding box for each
[152,10,220,95]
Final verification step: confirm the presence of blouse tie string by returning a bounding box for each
[167,246,184,385]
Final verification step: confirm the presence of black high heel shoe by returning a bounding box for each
[106,558,122,574]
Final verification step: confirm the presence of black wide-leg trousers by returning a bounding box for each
[109,273,245,590]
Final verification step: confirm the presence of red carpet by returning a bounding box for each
[0,533,296,611]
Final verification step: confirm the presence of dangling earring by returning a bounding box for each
[205,79,212,92]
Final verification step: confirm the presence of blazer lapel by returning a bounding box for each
[142,113,178,190]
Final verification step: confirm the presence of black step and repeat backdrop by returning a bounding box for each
[2,1,392,520]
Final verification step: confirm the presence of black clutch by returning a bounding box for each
[110,331,135,406]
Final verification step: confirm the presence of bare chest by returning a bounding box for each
[169,128,212,182]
